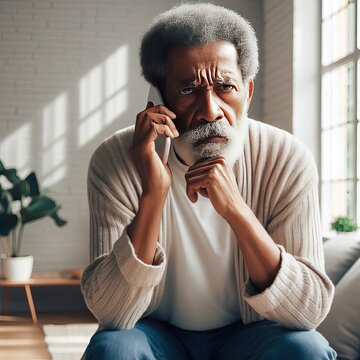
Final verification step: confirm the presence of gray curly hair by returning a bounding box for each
[140,3,259,89]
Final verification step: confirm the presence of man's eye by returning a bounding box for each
[180,87,194,95]
[218,84,235,91]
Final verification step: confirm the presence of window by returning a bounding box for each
[321,0,359,229]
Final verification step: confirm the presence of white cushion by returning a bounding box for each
[318,257,360,360]
[323,234,360,285]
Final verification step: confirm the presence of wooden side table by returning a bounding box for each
[0,272,81,323]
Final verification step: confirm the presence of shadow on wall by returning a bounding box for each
[1,44,128,185]
[0,41,134,271]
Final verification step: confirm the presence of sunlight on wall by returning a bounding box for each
[105,90,127,125]
[79,65,102,119]
[78,44,128,147]
[78,111,102,148]
[105,46,128,98]
[0,122,32,177]
[42,92,68,188]
[1,45,128,191]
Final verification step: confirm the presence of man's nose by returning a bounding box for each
[195,90,224,123]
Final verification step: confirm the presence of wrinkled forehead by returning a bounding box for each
[166,41,242,85]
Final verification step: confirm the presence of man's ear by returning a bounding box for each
[246,79,254,107]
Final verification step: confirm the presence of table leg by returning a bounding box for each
[24,285,37,324]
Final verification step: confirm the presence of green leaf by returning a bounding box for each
[0,160,21,185]
[8,181,29,201]
[8,172,40,201]
[25,172,40,197]
[0,213,18,236]
[19,195,66,226]
[20,195,55,223]
[49,210,67,227]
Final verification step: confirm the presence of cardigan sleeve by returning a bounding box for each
[81,137,166,329]
[243,144,334,330]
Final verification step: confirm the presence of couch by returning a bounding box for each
[317,232,360,360]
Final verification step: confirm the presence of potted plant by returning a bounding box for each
[331,216,358,233]
[0,160,67,281]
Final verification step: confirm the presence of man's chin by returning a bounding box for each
[193,143,227,159]
[173,140,240,167]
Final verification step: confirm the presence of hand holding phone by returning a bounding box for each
[147,86,171,165]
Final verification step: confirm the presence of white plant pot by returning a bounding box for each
[1,255,33,281]
[335,230,360,240]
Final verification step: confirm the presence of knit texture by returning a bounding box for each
[81,119,334,330]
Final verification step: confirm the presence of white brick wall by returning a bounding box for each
[0,0,264,272]
[263,0,294,133]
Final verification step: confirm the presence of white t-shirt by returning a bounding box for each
[150,146,241,331]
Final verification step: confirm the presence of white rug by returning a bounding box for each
[42,323,98,360]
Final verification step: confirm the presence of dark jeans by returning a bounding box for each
[84,318,337,360]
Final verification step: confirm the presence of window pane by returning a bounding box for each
[358,60,360,121]
[322,2,355,65]
[323,0,349,19]
[321,124,355,181]
[358,0,360,49]
[322,62,354,129]
[358,122,360,179]
[357,182,360,226]
[322,181,355,229]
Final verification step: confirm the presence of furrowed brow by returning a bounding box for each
[216,75,236,83]
[188,81,198,87]
[179,79,199,87]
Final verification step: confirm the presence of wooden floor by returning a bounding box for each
[0,312,96,360]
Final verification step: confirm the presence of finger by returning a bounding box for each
[141,111,177,128]
[186,178,209,203]
[191,156,226,168]
[134,115,176,150]
[149,114,179,137]
[152,105,177,120]
[136,112,177,139]
[186,183,198,203]
[186,163,220,179]
[151,123,175,140]
[162,115,179,137]
[186,163,226,183]
[143,103,177,120]
[189,156,226,171]
[199,188,209,198]
[137,123,174,149]
[139,104,176,124]
[185,172,209,183]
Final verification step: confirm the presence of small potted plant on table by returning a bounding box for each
[0,160,67,281]
[330,216,359,241]
[331,216,358,233]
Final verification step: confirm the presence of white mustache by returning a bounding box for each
[180,119,233,146]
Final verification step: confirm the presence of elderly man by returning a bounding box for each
[81,3,336,360]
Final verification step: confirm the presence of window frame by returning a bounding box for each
[320,0,359,229]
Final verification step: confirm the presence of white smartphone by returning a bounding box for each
[147,85,171,164]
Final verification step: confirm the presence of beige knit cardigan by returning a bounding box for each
[81,118,334,331]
